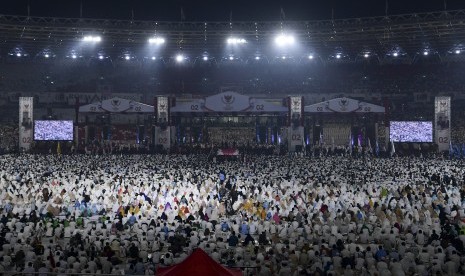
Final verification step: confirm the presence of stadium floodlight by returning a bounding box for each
[455,49,461,54]
[229,56,234,60]
[151,56,156,60]
[364,53,369,58]
[308,55,314,59]
[281,56,286,60]
[16,53,22,57]
[124,55,131,60]
[72,54,77,59]
[175,54,184,62]
[227,38,247,45]
[44,54,50,58]
[275,34,295,47]
[393,52,399,57]
[82,36,102,42]
[255,56,260,60]
[148,37,165,45]
[423,51,428,56]
[98,55,104,60]
[336,54,341,59]
[203,56,209,61]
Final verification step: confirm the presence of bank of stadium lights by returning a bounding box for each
[66,50,82,59]
[148,37,165,45]
[275,34,295,47]
[227,38,247,45]
[175,54,185,63]
[9,47,27,57]
[82,36,101,42]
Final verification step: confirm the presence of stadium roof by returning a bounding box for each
[1,9,465,60]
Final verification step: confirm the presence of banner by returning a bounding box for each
[435,97,451,151]
[170,92,288,113]
[289,96,303,127]
[288,126,304,152]
[157,96,169,123]
[19,97,34,151]
[155,126,171,149]
[78,97,154,113]
[304,97,385,113]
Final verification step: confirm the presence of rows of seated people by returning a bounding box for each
[0,153,464,275]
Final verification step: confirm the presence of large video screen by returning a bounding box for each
[34,120,74,141]
[389,121,433,142]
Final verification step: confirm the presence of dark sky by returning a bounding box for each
[1,0,465,21]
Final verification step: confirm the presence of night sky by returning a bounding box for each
[1,0,465,21]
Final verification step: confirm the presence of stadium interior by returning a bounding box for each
[1,2,465,275]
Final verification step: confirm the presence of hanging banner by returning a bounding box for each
[435,97,451,151]
[19,97,34,151]
[288,126,304,152]
[155,126,171,149]
[157,96,169,123]
[289,96,303,127]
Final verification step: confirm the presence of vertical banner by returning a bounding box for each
[288,96,304,151]
[155,126,171,150]
[19,97,33,152]
[289,96,303,127]
[435,96,451,151]
[157,96,169,124]
[289,126,304,152]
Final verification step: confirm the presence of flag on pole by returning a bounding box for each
[349,131,352,155]
[390,141,395,157]
[375,140,379,157]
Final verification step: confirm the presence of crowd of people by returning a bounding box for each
[0,153,464,275]
[0,125,18,154]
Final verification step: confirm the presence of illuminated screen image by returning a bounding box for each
[389,121,433,142]
[34,120,74,141]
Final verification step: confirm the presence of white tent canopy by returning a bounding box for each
[304,97,385,113]
[79,97,154,113]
